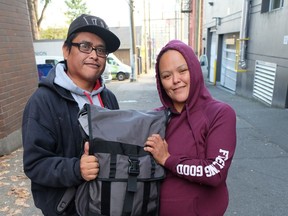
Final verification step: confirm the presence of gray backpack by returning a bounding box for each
[75,104,169,216]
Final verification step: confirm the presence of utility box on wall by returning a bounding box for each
[0,0,38,155]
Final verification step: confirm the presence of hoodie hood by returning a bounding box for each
[155,40,211,112]
[54,63,104,95]
[53,63,105,108]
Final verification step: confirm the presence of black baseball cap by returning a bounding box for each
[67,14,120,53]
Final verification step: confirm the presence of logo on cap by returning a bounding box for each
[82,15,108,29]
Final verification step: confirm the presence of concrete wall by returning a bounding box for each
[203,0,288,108]
[0,0,38,155]
[34,39,64,56]
[242,1,288,107]
[203,0,243,29]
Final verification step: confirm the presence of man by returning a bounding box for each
[22,14,120,215]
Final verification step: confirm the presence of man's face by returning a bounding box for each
[63,32,107,91]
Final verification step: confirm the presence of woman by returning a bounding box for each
[144,40,236,216]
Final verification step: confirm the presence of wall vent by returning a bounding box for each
[253,60,276,105]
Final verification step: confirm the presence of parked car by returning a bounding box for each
[199,54,208,79]
[35,55,63,65]
[106,54,131,81]
[37,64,53,80]
[35,55,112,83]
[102,63,112,83]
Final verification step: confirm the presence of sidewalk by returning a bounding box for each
[206,82,288,152]
[0,148,41,215]
[205,82,288,215]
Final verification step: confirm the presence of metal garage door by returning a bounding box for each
[220,35,237,91]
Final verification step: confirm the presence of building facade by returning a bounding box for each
[0,0,38,155]
[201,0,288,108]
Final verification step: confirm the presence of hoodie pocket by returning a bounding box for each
[160,197,198,216]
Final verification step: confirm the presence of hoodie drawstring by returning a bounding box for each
[83,92,104,107]
[83,80,104,107]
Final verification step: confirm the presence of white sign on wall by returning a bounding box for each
[284,35,288,45]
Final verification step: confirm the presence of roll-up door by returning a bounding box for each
[209,32,217,83]
[220,35,237,91]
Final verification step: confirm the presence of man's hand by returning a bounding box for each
[80,142,99,181]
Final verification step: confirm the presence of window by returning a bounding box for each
[45,59,58,66]
[271,0,284,9]
[261,0,284,13]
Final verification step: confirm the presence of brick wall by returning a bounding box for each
[0,0,38,155]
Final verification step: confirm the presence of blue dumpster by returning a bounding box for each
[37,64,53,80]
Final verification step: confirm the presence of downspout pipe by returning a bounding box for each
[239,0,251,69]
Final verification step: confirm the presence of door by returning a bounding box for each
[220,34,238,91]
[209,32,217,83]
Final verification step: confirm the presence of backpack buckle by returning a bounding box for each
[128,157,140,176]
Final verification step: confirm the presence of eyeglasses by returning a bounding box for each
[71,42,108,58]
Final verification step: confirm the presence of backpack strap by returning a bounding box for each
[100,154,117,215]
[141,157,156,215]
[127,156,140,192]
[122,145,140,216]
[101,181,111,215]
[141,182,150,214]
[86,104,94,155]
[56,187,76,214]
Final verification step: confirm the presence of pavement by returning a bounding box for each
[0,71,287,215]
[205,82,288,216]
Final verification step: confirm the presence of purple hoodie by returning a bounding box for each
[155,40,236,216]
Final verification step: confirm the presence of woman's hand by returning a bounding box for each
[80,142,99,181]
[144,134,170,166]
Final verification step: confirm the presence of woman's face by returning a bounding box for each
[159,50,190,112]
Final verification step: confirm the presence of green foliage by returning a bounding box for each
[35,0,91,39]
[65,0,91,24]
[40,27,68,39]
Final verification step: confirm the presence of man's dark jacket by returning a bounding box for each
[22,67,119,215]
